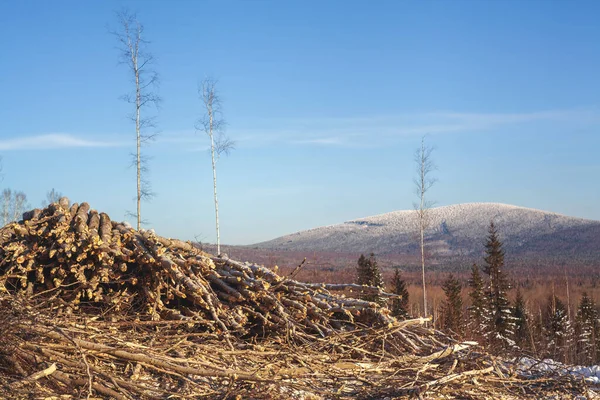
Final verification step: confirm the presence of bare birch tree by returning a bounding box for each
[42,188,63,207]
[2,189,11,226]
[112,10,160,230]
[414,136,437,317]
[12,191,28,222]
[1,189,29,225]
[197,78,234,256]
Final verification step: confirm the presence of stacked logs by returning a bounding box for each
[0,198,393,336]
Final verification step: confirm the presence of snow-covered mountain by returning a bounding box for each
[254,203,600,261]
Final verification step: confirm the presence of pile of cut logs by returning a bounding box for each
[0,198,393,336]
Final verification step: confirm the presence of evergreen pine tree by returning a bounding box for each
[528,305,545,359]
[468,263,487,341]
[512,288,530,351]
[441,274,463,337]
[355,253,385,305]
[575,292,599,364]
[356,254,370,286]
[482,221,515,350]
[543,294,574,363]
[367,253,385,305]
[390,268,410,319]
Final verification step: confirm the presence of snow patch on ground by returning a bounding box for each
[516,357,600,385]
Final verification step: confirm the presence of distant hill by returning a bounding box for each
[253,203,600,265]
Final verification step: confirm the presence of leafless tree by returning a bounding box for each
[413,135,437,318]
[42,188,63,207]
[2,189,11,226]
[1,189,30,225]
[197,78,234,256]
[111,9,160,230]
[13,192,28,222]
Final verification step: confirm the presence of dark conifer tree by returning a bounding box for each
[575,292,599,364]
[482,221,515,349]
[390,268,410,319]
[441,274,463,336]
[355,253,385,305]
[356,254,370,286]
[367,253,385,305]
[468,263,487,340]
[543,294,573,363]
[512,288,530,351]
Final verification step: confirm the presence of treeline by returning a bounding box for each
[356,221,600,365]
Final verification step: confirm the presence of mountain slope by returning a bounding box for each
[254,203,600,262]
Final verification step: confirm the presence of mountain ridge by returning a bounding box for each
[253,203,600,263]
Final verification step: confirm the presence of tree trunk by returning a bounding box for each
[135,59,141,231]
[421,221,426,317]
[209,107,221,255]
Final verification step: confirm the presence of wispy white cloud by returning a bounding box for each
[421,109,600,131]
[51,108,592,151]
[291,137,346,146]
[184,145,212,152]
[0,133,126,151]
[269,108,599,128]
[155,130,202,144]
[227,107,600,148]
[243,184,317,198]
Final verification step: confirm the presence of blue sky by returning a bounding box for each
[1,0,599,244]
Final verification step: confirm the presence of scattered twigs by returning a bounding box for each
[300,281,402,298]
[28,328,263,382]
[1,288,593,400]
[50,369,129,400]
[54,327,94,399]
[422,365,495,389]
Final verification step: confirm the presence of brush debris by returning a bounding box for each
[0,199,594,399]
